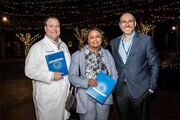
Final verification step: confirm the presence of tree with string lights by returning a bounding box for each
[16,33,41,56]
[74,27,87,50]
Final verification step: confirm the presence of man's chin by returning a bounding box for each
[51,37,59,41]
[124,31,133,35]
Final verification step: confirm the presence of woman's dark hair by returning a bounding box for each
[83,27,106,47]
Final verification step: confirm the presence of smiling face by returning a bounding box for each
[44,18,60,41]
[87,29,103,52]
[119,13,136,36]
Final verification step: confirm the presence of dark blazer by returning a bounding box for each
[111,32,160,98]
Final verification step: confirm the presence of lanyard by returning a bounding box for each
[121,39,133,57]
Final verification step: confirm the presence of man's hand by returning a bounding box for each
[54,72,64,80]
[148,89,154,94]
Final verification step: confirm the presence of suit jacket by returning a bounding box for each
[111,32,160,99]
[68,46,118,113]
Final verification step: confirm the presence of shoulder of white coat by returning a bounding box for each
[28,39,44,52]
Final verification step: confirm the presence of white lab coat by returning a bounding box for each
[25,35,71,120]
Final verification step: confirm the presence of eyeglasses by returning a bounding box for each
[120,20,134,25]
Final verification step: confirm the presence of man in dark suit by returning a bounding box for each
[111,12,160,120]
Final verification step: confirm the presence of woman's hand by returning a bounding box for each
[88,78,98,87]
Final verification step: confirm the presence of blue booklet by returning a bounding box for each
[45,51,68,76]
[86,71,117,104]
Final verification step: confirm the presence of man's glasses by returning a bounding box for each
[120,20,134,25]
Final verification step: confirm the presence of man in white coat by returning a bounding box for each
[25,17,71,120]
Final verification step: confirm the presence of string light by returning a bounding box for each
[0,0,179,30]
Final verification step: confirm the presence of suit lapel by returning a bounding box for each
[114,36,124,65]
[126,33,139,63]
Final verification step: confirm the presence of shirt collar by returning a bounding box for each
[121,31,135,42]
[45,35,61,45]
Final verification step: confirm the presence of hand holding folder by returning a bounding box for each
[86,71,117,104]
[45,51,68,76]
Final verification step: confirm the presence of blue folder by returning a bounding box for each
[86,71,117,104]
[45,51,68,76]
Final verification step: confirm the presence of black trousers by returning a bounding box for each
[116,84,151,120]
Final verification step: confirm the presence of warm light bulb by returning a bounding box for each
[172,26,176,31]
[2,16,8,23]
